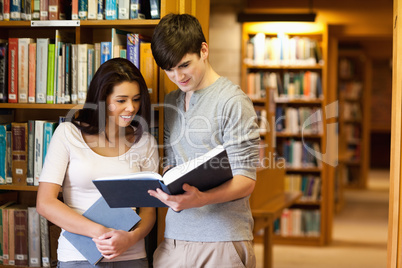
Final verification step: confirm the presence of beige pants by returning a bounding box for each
[153,239,256,268]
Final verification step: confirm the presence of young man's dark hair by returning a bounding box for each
[151,13,206,70]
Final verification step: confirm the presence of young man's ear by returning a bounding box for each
[200,42,209,60]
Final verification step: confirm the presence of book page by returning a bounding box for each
[162,145,225,186]
[94,171,162,181]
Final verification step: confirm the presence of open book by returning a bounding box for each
[93,145,233,208]
[63,197,141,265]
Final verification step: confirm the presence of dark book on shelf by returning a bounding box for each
[63,196,141,266]
[93,145,233,208]
[0,42,8,103]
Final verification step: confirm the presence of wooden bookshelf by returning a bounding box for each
[241,21,333,246]
[0,2,210,267]
[337,48,371,189]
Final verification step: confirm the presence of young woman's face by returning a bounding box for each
[163,43,209,93]
[106,81,141,128]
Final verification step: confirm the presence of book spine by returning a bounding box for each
[42,122,56,162]
[14,208,28,266]
[39,0,48,20]
[87,47,94,89]
[118,0,128,19]
[100,41,111,64]
[18,38,33,103]
[149,0,159,19]
[28,43,36,103]
[94,42,100,72]
[64,43,71,104]
[104,0,116,20]
[78,0,87,20]
[3,0,10,21]
[71,0,78,19]
[26,120,34,186]
[8,38,18,103]
[11,122,28,186]
[87,0,96,19]
[28,207,41,267]
[34,120,44,186]
[24,0,32,20]
[40,215,50,267]
[77,44,90,104]
[10,0,21,20]
[56,43,63,104]
[35,38,48,103]
[60,43,65,103]
[129,0,138,19]
[2,208,9,264]
[126,33,139,68]
[8,208,15,265]
[70,44,78,104]
[5,130,12,184]
[0,124,7,184]
[0,43,8,103]
[32,0,40,19]
[96,0,102,19]
[48,0,59,19]
[46,43,55,104]
[0,0,3,21]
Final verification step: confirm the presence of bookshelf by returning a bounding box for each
[0,1,210,267]
[337,48,371,189]
[241,21,333,246]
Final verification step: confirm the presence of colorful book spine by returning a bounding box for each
[28,43,36,103]
[126,33,139,68]
[34,120,45,186]
[129,0,138,19]
[8,38,18,103]
[2,207,9,264]
[78,0,88,20]
[46,43,55,104]
[10,0,21,20]
[3,0,10,21]
[96,0,103,19]
[149,0,159,19]
[32,0,40,19]
[105,0,116,20]
[48,0,59,19]
[6,130,12,184]
[71,0,78,19]
[100,41,111,64]
[87,47,94,88]
[0,42,8,103]
[0,124,8,184]
[64,43,71,104]
[42,121,57,163]
[35,38,49,103]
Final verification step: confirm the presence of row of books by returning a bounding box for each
[342,102,362,121]
[339,81,363,100]
[0,0,159,21]
[245,33,323,66]
[246,71,323,101]
[274,208,321,237]
[0,201,58,267]
[0,28,158,104]
[275,106,323,135]
[278,140,322,169]
[0,120,59,186]
[284,174,321,202]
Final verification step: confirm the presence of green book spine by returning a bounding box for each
[46,44,55,104]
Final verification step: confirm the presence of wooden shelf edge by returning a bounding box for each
[0,103,83,110]
[0,185,39,191]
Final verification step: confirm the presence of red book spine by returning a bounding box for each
[28,43,36,103]
[8,38,18,103]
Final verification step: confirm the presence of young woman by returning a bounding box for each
[36,58,158,268]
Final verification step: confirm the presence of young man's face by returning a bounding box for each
[164,43,208,93]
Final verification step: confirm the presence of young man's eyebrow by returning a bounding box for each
[178,60,191,67]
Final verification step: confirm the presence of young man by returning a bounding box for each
[148,13,260,267]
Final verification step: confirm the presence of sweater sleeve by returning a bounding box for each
[221,93,260,180]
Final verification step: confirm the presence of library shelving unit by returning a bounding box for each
[241,21,333,246]
[337,48,371,189]
[0,2,210,267]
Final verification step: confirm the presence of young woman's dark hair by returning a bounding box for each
[151,13,206,70]
[71,58,151,143]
